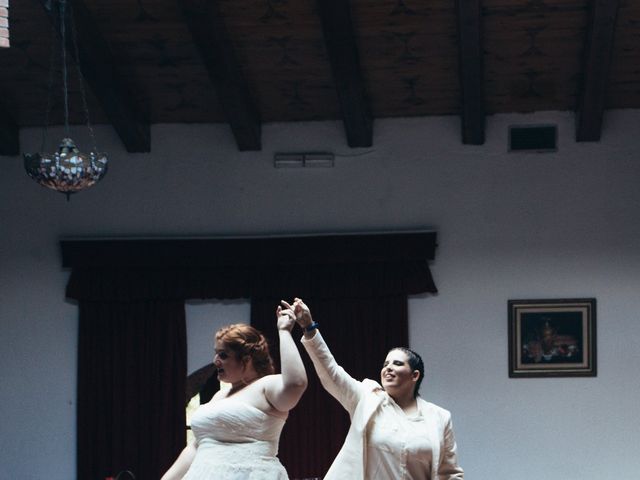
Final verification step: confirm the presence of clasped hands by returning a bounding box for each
[276,297,313,331]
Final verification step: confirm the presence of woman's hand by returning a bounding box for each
[292,297,313,329]
[277,301,296,331]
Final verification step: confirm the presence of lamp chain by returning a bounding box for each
[60,0,70,138]
[40,17,58,152]
[68,1,98,153]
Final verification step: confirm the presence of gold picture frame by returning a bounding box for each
[508,298,597,378]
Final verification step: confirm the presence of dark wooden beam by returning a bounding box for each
[456,0,485,145]
[39,0,150,152]
[317,0,372,148]
[0,103,19,156]
[576,0,620,142]
[179,0,261,151]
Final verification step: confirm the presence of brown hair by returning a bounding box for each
[215,324,275,377]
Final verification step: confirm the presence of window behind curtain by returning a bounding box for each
[0,0,9,48]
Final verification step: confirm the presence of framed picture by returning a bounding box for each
[508,298,596,378]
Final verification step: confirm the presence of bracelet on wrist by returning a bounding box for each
[305,321,319,332]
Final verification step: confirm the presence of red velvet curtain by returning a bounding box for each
[76,300,186,480]
[251,295,408,479]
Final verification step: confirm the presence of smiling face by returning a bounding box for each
[380,349,420,399]
[213,340,246,384]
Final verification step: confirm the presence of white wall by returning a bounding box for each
[185,300,250,375]
[1,111,639,479]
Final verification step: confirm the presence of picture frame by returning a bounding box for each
[508,298,597,378]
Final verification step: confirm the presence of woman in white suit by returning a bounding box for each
[292,298,463,480]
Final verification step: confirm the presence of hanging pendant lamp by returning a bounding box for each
[24,0,107,200]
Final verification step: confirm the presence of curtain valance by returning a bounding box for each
[63,232,438,301]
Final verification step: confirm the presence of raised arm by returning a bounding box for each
[160,442,196,480]
[293,298,363,413]
[263,301,308,413]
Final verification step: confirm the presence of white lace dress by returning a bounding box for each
[183,399,289,479]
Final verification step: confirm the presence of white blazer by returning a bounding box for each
[301,331,464,480]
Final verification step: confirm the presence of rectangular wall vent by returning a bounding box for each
[509,125,557,152]
[274,152,334,168]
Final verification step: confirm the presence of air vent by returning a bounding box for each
[274,152,334,168]
[509,125,557,152]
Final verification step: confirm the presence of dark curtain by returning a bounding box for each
[76,300,187,480]
[251,295,408,479]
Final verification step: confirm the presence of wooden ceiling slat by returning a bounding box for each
[456,0,485,145]
[179,0,261,151]
[38,0,151,152]
[216,2,339,122]
[576,0,620,141]
[317,0,373,148]
[483,0,586,12]
[484,9,588,28]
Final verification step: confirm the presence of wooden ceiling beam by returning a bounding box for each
[576,0,620,142]
[179,0,261,151]
[39,0,150,153]
[0,104,19,156]
[317,0,372,148]
[456,0,485,145]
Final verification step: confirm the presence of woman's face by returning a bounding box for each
[380,349,419,396]
[214,340,245,384]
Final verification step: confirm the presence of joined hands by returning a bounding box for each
[277,298,314,331]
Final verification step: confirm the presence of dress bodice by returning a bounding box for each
[183,399,290,479]
[191,399,285,449]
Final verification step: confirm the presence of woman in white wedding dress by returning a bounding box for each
[161,301,307,480]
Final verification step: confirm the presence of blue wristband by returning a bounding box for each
[305,321,320,332]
